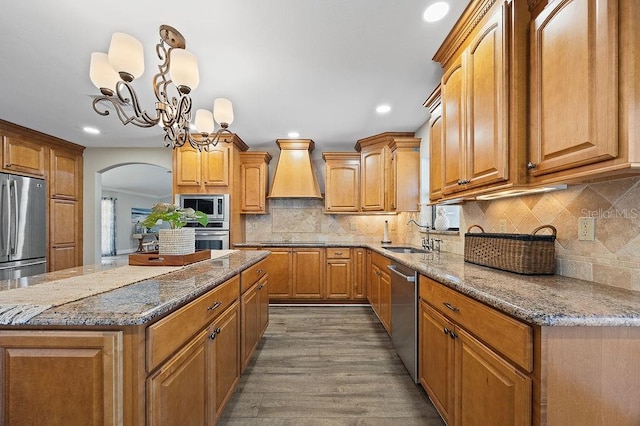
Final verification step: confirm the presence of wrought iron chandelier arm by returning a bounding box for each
[92,81,161,128]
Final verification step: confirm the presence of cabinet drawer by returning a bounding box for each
[147,275,239,371]
[326,248,350,259]
[419,276,532,372]
[371,250,390,269]
[240,259,268,293]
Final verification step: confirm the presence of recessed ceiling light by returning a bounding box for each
[288,131,300,138]
[83,126,100,135]
[376,105,391,114]
[423,1,450,23]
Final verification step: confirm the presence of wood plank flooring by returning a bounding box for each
[218,306,445,425]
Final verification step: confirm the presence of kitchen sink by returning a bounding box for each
[383,246,430,254]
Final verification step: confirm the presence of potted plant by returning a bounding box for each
[141,203,208,255]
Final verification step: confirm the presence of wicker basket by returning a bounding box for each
[464,225,557,275]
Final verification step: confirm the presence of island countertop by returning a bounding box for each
[236,242,640,327]
[0,250,270,327]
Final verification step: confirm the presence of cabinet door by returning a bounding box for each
[257,275,269,336]
[49,199,80,271]
[240,283,260,372]
[419,302,455,424]
[325,159,360,212]
[211,301,240,421]
[147,329,210,426]
[429,103,444,202]
[2,135,47,177]
[369,264,380,314]
[465,4,508,189]
[240,161,266,213]
[265,249,292,298]
[202,145,230,187]
[455,327,531,426]
[352,248,366,300]
[175,145,201,187]
[326,259,352,299]
[378,268,391,334]
[442,59,466,195]
[0,330,122,426]
[360,147,386,211]
[392,142,421,212]
[50,147,82,200]
[292,248,324,298]
[529,0,618,177]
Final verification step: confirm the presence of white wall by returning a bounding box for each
[83,148,172,265]
[101,190,170,254]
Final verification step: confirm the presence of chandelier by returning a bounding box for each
[89,25,233,151]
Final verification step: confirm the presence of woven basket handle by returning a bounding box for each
[466,224,485,233]
[532,224,557,237]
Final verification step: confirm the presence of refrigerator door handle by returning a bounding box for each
[10,179,17,256]
[1,180,9,257]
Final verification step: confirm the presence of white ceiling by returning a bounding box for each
[0,0,469,154]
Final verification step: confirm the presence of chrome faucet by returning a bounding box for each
[407,220,433,251]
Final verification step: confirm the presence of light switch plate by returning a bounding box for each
[578,217,595,241]
[498,219,507,233]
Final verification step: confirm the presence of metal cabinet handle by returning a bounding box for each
[443,327,450,335]
[258,284,263,290]
[443,302,459,312]
[208,327,222,340]
[449,330,457,339]
[207,301,222,311]
[256,269,264,274]
[527,162,537,170]
[334,252,342,256]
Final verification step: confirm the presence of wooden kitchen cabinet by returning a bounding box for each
[325,248,352,299]
[352,248,366,300]
[356,135,390,212]
[419,301,455,424]
[239,151,271,214]
[292,248,324,298]
[389,138,421,212]
[419,275,532,425]
[0,330,122,425]
[322,152,361,213]
[528,0,640,184]
[49,198,80,271]
[174,144,230,190]
[147,276,240,425]
[50,146,82,200]
[1,135,47,177]
[431,0,529,201]
[425,87,444,203]
[264,248,292,299]
[240,259,269,371]
[368,250,391,334]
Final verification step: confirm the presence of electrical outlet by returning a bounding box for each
[349,222,357,231]
[498,219,507,233]
[578,217,595,241]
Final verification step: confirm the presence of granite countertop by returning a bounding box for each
[237,241,640,327]
[0,250,270,327]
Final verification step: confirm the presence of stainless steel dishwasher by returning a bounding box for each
[388,262,418,383]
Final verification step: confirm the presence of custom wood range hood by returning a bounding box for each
[268,139,323,198]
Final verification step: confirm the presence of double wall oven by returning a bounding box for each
[177,194,230,250]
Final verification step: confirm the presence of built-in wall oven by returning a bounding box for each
[177,194,230,250]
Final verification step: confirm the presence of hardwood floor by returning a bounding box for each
[218,306,445,425]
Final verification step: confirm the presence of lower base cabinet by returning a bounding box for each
[0,330,122,425]
[241,274,269,371]
[368,251,391,334]
[419,275,531,425]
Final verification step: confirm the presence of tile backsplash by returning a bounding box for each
[245,176,640,291]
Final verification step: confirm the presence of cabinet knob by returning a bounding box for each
[258,284,263,290]
[443,327,450,335]
[256,269,264,274]
[449,331,458,339]
[527,162,537,170]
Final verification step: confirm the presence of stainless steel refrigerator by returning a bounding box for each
[0,173,47,279]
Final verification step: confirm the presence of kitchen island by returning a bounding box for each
[0,249,269,426]
[237,242,640,425]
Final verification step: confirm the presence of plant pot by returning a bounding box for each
[158,228,195,255]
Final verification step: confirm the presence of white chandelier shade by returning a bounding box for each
[169,49,199,92]
[194,109,215,134]
[214,98,234,125]
[89,52,120,92]
[107,32,144,80]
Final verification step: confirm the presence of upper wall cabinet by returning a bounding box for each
[528,0,639,184]
[239,152,271,214]
[2,135,47,178]
[322,152,361,213]
[425,88,444,203]
[354,132,420,213]
[173,135,248,195]
[430,0,529,202]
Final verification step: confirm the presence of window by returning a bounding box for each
[101,197,117,256]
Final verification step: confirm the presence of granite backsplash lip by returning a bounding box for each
[237,242,640,327]
[0,250,270,327]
